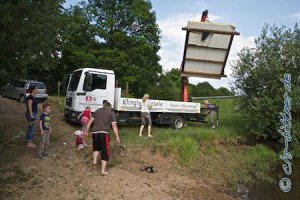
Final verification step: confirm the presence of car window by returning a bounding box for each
[30,82,46,89]
[16,81,26,88]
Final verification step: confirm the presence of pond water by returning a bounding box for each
[246,159,300,200]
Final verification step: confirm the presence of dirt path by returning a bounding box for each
[0,97,239,200]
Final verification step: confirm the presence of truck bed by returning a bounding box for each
[115,97,200,114]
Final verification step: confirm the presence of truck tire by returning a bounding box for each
[20,95,26,103]
[171,115,185,129]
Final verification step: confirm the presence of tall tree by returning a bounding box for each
[189,82,215,97]
[59,3,99,74]
[87,0,162,97]
[147,69,181,101]
[232,24,300,154]
[215,87,233,96]
[0,0,65,88]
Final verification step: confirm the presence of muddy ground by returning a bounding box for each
[0,97,240,200]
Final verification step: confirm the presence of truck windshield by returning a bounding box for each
[68,70,82,91]
[83,73,107,91]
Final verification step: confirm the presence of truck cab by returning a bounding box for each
[63,68,115,123]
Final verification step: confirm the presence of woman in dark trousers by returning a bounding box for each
[25,85,38,148]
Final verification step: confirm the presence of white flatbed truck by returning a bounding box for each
[63,68,206,129]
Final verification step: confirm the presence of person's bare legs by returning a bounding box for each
[148,125,152,137]
[101,160,108,175]
[139,125,144,136]
[93,151,99,165]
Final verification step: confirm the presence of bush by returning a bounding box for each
[232,23,300,150]
[166,136,199,165]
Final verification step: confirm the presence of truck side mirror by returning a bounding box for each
[83,73,93,91]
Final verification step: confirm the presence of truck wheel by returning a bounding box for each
[171,116,185,129]
[20,95,26,103]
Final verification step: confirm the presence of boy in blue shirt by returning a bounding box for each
[37,103,52,159]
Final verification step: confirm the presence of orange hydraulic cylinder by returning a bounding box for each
[181,76,188,102]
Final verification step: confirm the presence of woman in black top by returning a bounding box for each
[25,85,38,148]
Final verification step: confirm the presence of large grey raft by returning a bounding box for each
[181,21,240,79]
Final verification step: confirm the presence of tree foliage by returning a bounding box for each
[1,0,161,96]
[189,82,232,97]
[59,3,99,72]
[0,0,64,88]
[146,68,232,101]
[86,0,162,97]
[1,0,230,99]
[232,24,300,154]
[147,69,181,100]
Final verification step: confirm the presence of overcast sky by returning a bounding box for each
[64,0,300,89]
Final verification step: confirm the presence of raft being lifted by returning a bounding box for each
[181,20,240,79]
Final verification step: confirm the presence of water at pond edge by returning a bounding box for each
[238,159,299,200]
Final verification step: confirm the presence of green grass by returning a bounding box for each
[47,96,65,113]
[108,98,278,190]
[44,96,279,190]
[0,131,27,163]
[228,144,278,186]
[167,136,200,165]
[190,144,277,191]
[0,166,33,198]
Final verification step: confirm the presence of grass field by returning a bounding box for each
[107,98,278,192]
[49,96,278,191]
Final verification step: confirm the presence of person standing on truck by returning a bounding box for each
[25,85,38,148]
[139,94,153,137]
[84,102,120,176]
[204,100,215,129]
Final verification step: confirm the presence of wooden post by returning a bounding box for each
[125,82,129,97]
[57,81,61,104]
